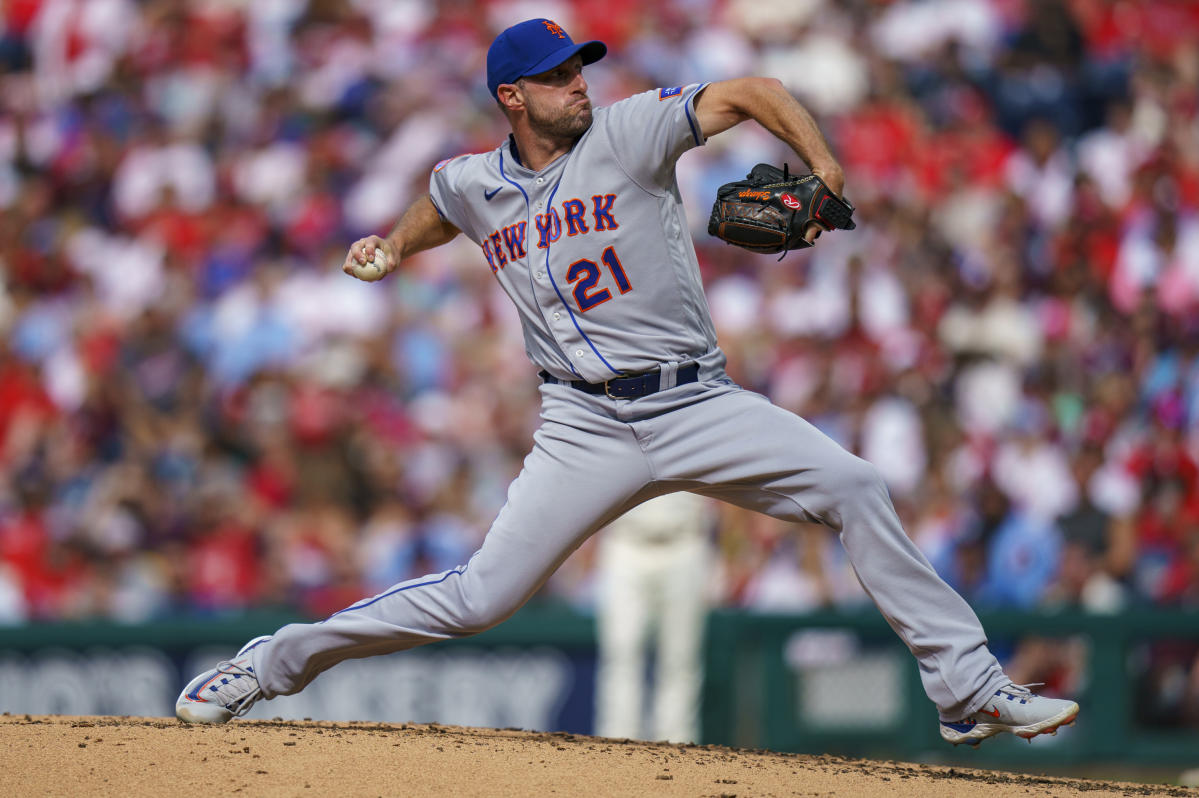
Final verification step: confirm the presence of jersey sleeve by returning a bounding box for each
[428,154,480,244]
[601,82,710,192]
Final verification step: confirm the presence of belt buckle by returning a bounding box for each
[604,372,637,399]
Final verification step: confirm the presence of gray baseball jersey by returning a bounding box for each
[427,83,724,383]
[245,84,1010,723]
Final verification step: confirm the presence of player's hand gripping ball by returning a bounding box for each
[350,247,390,282]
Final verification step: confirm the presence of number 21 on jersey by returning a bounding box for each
[567,246,632,312]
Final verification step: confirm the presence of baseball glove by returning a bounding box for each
[707,163,856,258]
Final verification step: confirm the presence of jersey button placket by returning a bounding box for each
[531,168,586,377]
[527,193,566,362]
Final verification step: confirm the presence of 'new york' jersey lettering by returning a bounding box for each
[563,199,588,236]
[592,194,618,231]
[428,83,718,383]
[502,222,527,260]
[535,209,562,249]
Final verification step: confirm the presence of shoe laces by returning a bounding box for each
[995,682,1044,705]
[208,659,262,717]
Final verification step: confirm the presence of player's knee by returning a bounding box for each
[826,455,888,505]
[454,594,520,634]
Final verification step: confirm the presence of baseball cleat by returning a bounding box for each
[939,683,1079,747]
[175,636,271,724]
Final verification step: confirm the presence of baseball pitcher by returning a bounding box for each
[177,18,1079,747]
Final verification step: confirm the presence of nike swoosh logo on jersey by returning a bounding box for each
[484,187,502,201]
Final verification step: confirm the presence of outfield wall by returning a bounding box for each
[0,604,1195,768]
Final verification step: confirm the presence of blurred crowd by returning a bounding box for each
[1,0,1198,643]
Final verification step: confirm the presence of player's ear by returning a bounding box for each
[497,83,524,113]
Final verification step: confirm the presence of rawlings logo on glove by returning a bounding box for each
[708,163,856,258]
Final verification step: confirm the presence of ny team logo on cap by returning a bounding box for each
[486,18,607,98]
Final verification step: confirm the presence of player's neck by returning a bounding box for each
[509,126,578,172]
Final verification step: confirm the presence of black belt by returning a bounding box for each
[540,363,699,399]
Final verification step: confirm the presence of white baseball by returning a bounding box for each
[350,248,389,282]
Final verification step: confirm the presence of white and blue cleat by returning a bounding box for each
[940,683,1079,747]
[175,636,271,724]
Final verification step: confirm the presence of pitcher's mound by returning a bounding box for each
[0,714,1188,797]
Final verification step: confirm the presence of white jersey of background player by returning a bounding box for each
[177,17,1079,748]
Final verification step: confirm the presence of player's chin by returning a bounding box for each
[538,107,591,139]
[569,106,593,132]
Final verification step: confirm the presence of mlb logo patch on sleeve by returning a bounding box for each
[659,86,683,100]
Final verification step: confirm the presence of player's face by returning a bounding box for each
[519,55,592,139]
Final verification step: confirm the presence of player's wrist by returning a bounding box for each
[809,163,845,195]
[380,236,402,266]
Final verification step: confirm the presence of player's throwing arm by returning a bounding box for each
[342,194,460,282]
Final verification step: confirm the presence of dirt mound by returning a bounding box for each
[0,714,1189,797]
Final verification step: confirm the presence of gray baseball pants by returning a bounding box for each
[251,375,1009,719]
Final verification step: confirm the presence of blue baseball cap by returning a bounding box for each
[487,18,606,99]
